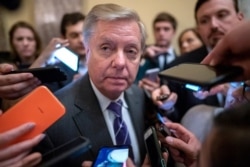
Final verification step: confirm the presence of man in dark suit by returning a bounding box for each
[135,12,178,96]
[35,3,153,167]
[152,0,244,122]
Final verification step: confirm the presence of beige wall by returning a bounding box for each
[1,0,197,53]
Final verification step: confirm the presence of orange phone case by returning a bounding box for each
[0,86,65,146]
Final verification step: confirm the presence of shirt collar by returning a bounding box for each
[89,79,127,111]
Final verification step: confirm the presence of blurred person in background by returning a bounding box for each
[178,28,204,55]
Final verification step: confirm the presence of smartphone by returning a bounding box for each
[156,113,172,137]
[144,126,167,167]
[144,68,160,82]
[38,136,91,167]
[6,66,67,83]
[47,47,79,72]
[159,63,243,91]
[0,86,65,147]
[92,145,130,167]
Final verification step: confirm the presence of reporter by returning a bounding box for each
[0,122,45,167]
[202,21,250,81]
[0,63,40,100]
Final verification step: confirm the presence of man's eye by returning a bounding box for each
[126,48,138,60]
[199,19,208,25]
[217,11,228,20]
[101,46,111,51]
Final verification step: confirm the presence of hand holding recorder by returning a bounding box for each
[151,85,177,111]
[162,122,201,167]
[0,63,41,100]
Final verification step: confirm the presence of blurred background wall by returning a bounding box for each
[0,0,249,53]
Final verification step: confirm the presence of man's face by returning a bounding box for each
[196,0,243,48]
[86,20,142,100]
[12,27,36,60]
[64,21,85,57]
[153,21,175,47]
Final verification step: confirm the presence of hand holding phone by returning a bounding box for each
[0,86,65,147]
[6,67,67,83]
[156,113,172,137]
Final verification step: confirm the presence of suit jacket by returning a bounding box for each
[35,74,149,166]
[135,47,178,83]
[160,46,221,122]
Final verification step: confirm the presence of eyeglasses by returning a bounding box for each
[243,81,250,102]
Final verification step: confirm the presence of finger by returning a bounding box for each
[165,136,192,156]
[0,150,30,167]
[201,40,227,65]
[0,123,35,146]
[126,157,136,167]
[17,152,42,167]
[0,78,40,100]
[161,85,171,94]
[168,147,184,163]
[0,64,15,74]
[81,161,92,167]
[0,73,34,86]
[165,122,192,140]
[0,134,45,161]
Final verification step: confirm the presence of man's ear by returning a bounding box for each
[237,12,244,21]
[85,47,90,63]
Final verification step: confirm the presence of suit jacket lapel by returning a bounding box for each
[124,85,146,157]
[72,74,113,153]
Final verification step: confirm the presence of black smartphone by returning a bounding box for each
[159,63,243,91]
[47,47,79,72]
[91,145,130,167]
[6,66,67,83]
[144,126,167,167]
[38,136,91,167]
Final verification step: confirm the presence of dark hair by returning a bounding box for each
[194,0,239,21]
[60,12,85,36]
[208,102,250,167]
[9,21,41,62]
[153,12,178,31]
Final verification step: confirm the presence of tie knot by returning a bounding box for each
[107,99,123,117]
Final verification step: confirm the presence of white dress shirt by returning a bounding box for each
[90,80,140,164]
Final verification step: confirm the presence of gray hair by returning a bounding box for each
[83,3,146,50]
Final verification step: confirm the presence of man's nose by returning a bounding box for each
[210,17,220,29]
[112,51,126,68]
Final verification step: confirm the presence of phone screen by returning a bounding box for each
[48,47,79,72]
[92,146,129,167]
[144,127,167,167]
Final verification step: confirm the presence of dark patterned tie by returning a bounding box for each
[107,100,132,145]
[107,100,135,161]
